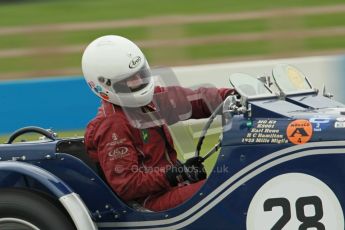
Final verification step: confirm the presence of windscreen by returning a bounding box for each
[272,64,314,94]
[229,73,275,98]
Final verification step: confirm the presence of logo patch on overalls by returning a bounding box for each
[141,129,150,143]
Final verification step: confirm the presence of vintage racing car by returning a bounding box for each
[0,64,344,229]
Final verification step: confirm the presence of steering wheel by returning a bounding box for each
[195,95,244,162]
[194,101,225,162]
[7,126,57,144]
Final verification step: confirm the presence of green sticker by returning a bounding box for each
[141,129,150,143]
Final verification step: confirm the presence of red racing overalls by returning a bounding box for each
[85,86,234,211]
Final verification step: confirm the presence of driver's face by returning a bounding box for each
[126,74,144,90]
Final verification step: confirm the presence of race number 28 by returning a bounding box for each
[246,173,344,230]
[264,196,325,230]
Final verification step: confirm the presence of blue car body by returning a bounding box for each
[1,70,345,229]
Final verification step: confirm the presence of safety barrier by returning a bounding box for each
[0,76,99,134]
[1,54,344,134]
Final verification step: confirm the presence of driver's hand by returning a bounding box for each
[183,157,207,183]
[184,156,204,168]
[224,88,238,99]
[165,157,206,186]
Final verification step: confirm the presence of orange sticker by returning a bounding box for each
[286,120,313,145]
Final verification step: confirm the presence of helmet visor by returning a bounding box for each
[112,67,151,93]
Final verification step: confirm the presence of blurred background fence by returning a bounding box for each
[1,55,344,135]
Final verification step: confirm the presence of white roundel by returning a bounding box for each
[246,173,344,230]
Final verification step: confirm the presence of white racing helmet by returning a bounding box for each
[82,35,154,107]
